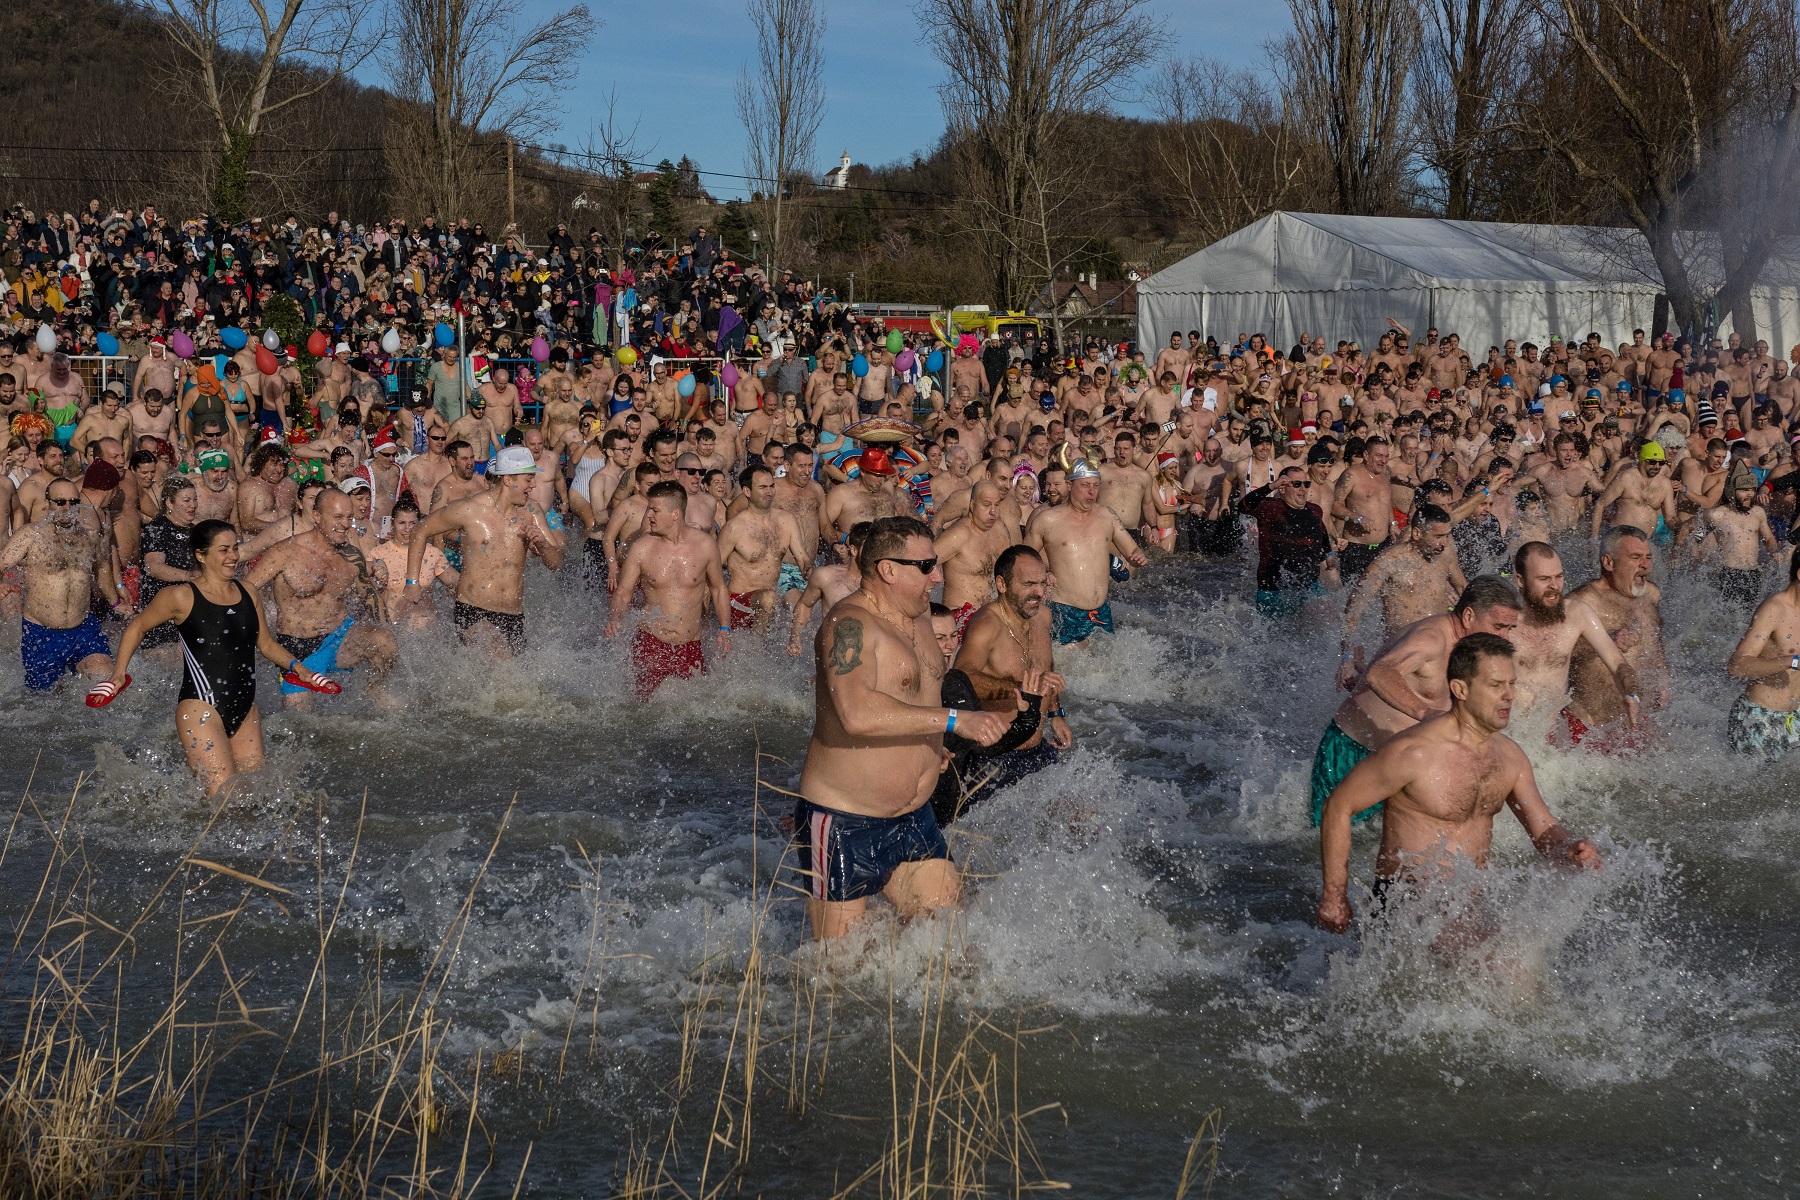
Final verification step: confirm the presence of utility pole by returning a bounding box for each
[507,137,516,229]
[847,271,855,306]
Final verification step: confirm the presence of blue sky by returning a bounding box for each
[360,0,1292,199]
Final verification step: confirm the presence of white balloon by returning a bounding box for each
[381,328,401,355]
[36,324,56,354]
[262,328,281,351]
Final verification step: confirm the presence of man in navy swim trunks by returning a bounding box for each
[793,516,1009,939]
[1,477,123,692]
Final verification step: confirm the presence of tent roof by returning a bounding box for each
[1142,212,1800,295]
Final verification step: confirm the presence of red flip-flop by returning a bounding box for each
[282,670,342,695]
[86,675,132,708]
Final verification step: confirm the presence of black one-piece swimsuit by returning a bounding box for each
[175,582,261,736]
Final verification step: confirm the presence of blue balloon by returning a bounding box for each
[434,322,455,348]
[677,373,697,398]
[96,332,120,356]
[220,326,248,350]
[213,355,228,378]
[851,354,869,378]
[925,349,944,372]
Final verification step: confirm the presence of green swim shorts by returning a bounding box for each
[1309,719,1380,828]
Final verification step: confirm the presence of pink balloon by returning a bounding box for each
[529,336,550,363]
[720,362,739,388]
[894,349,915,372]
[170,330,195,359]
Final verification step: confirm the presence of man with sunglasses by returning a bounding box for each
[1,476,122,692]
[793,516,1009,939]
[1241,464,1341,620]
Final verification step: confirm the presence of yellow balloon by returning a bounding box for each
[616,346,639,367]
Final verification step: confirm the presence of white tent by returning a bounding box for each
[1136,212,1800,355]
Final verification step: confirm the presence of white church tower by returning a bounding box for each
[824,150,853,189]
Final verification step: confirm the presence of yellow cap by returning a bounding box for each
[1638,441,1665,462]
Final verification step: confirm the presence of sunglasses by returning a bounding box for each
[879,556,938,574]
[428,434,447,442]
[48,496,80,507]
[676,467,703,476]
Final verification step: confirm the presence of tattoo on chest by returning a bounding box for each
[829,618,864,675]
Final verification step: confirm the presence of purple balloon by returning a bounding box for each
[529,336,550,363]
[894,349,915,372]
[721,362,739,388]
[170,330,195,360]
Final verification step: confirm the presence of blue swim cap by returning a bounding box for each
[1586,388,1603,399]
[1550,374,1567,386]
[1669,388,1685,401]
[1616,380,1631,390]
[1500,374,1515,387]
[1528,400,1545,415]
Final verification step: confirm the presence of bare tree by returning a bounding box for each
[1510,0,1800,337]
[1147,57,1324,247]
[735,0,827,279]
[1272,0,1418,216]
[578,86,651,272]
[387,0,593,223]
[920,0,1158,311]
[1413,0,1525,219]
[153,0,385,223]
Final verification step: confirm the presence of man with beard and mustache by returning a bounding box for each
[0,477,123,691]
[1338,504,1463,685]
[1509,542,1641,740]
[1687,462,1779,615]
[1568,525,1669,747]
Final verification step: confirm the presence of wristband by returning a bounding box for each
[719,625,731,633]
[405,578,419,587]
[945,708,958,734]
[287,659,301,674]
[1626,693,1640,703]
[1047,707,1066,719]
[1791,654,1799,671]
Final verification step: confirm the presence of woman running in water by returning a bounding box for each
[98,519,331,796]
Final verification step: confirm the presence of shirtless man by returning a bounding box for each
[1333,437,1396,581]
[193,448,239,523]
[772,443,827,555]
[1725,548,1800,759]
[237,443,295,536]
[244,489,398,709]
[786,520,870,658]
[1591,442,1678,542]
[1317,634,1601,934]
[405,427,456,503]
[405,446,565,655]
[0,477,122,691]
[822,447,907,543]
[673,452,719,531]
[1339,505,1463,680]
[1153,332,1192,388]
[954,544,1073,782]
[604,481,732,700]
[811,373,858,435]
[38,354,89,432]
[135,337,185,405]
[72,386,133,461]
[1098,431,1153,544]
[14,443,69,527]
[856,345,894,418]
[580,430,635,589]
[127,388,179,448]
[1314,576,1523,827]
[1568,526,1670,741]
[447,396,503,473]
[1688,463,1779,613]
[475,367,524,433]
[934,481,1013,621]
[791,515,1008,939]
[1529,433,1603,533]
[428,442,487,512]
[718,465,809,630]
[1508,542,1640,739]
[1024,459,1146,644]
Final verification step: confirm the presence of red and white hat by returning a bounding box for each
[1156,451,1179,473]
[370,428,399,455]
[1287,428,1306,447]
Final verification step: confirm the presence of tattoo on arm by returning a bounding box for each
[829,618,864,675]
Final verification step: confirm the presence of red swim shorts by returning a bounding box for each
[632,627,705,701]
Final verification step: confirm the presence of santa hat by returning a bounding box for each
[371,428,399,455]
[1287,429,1305,447]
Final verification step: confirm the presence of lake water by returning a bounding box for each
[0,543,1793,1197]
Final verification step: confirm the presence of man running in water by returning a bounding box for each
[1314,576,1523,826]
[244,489,398,708]
[605,480,732,699]
[405,445,565,654]
[934,480,1011,627]
[0,477,122,691]
[1508,542,1640,738]
[1025,459,1145,644]
[1688,461,1779,615]
[1317,633,1601,934]
[1339,504,1461,677]
[786,521,870,658]
[793,516,1008,939]
[1568,525,1669,746]
[718,464,809,630]
[1725,547,1800,758]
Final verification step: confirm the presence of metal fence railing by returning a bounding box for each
[66,355,133,400]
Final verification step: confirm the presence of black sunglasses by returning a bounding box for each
[676,467,703,476]
[48,496,80,507]
[880,556,938,574]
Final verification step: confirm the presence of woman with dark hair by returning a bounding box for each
[96,519,332,797]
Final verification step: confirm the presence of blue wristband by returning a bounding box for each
[945,708,957,734]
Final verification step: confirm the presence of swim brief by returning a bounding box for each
[1050,600,1114,644]
[443,544,464,572]
[1309,719,1379,827]
[951,602,978,637]
[472,461,489,476]
[777,562,807,594]
[453,601,525,651]
[1728,695,1800,758]
[1338,539,1388,581]
[22,614,110,692]
[276,616,354,694]
[792,797,950,904]
[728,591,761,630]
[632,627,704,700]
[1255,585,1325,620]
[1652,514,1672,546]
[583,538,610,591]
[120,563,141,611]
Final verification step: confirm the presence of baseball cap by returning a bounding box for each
[338,475,372,493]
[489,445,538,475]
[197,449,231,471]
[334,342,351,355]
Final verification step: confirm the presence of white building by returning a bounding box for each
[823,151,853,190]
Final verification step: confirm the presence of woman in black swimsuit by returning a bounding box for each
[107,519,330,797]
